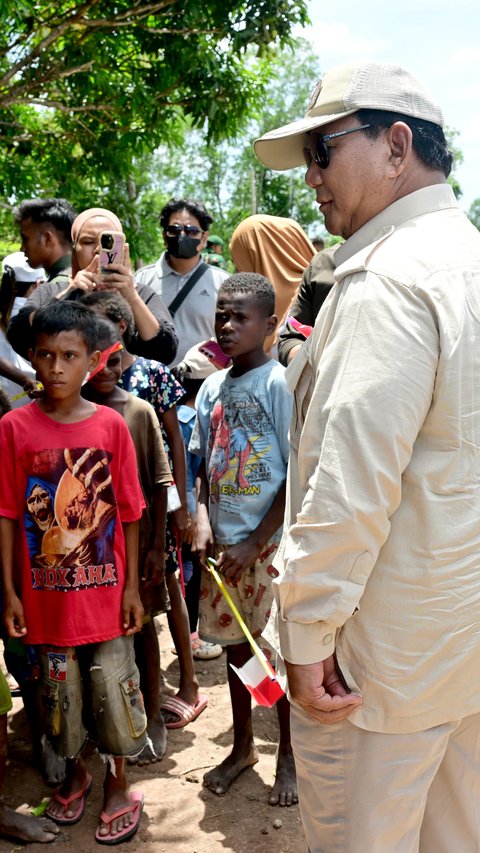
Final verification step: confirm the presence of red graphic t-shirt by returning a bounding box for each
[0,402,144,646]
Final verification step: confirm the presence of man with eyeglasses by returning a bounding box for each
[135,198,229,365]
[254,60,480,852]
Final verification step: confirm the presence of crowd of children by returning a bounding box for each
[0,257,298,844]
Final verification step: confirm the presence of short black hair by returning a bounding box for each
[218,272,275,316]
[31,300,100,353]
[356,109,453,177]
[159,198,213,232]
[94,316,122,351]
[79,290,135,345]
[14,198,76,245]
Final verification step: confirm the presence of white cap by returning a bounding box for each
[2,251,45,283]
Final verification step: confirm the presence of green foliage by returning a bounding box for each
[0,0,308,251]
[467,199,480,230]
[0,239,18,260]
[127,39,324,264]
[445,127,463,199]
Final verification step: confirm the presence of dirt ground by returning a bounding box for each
[0,615,305,853]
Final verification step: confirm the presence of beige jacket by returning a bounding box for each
[266,184,480,733]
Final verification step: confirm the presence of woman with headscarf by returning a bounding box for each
[7,207,178,364]
[229,214,316,354]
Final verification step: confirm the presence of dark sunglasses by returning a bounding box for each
[165,224,204,238]
[303,124,372,170]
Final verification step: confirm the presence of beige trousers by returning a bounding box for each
[291,705,480,853]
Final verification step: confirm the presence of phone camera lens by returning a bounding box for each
[101,234,114,250]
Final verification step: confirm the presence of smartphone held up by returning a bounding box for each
[99,231,125,281]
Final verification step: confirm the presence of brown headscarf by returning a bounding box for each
[229,214,315,352]
[71,207,123,276]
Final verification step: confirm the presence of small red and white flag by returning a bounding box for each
[230,654,284,708]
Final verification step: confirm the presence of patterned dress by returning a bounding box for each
[119,356,185,571]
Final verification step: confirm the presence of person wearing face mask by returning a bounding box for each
[135,198,229,365]
[7,207,178,364]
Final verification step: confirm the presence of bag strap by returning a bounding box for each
[168,261,209,318]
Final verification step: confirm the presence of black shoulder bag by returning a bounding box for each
[167,262,209,319]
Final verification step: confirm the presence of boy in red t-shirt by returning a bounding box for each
[0,301,147,845]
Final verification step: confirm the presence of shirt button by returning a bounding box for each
[323,634,333,645]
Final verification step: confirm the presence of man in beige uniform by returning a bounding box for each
[255,61,480,852]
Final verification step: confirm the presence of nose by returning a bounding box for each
[305,162,324,189]
[50,355,63,374]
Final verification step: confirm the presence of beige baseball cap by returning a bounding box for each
[254,60,444,171]
[177,344,218,380]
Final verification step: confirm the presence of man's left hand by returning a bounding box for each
[285,657,362,724]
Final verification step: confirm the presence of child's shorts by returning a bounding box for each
[0,670,12,716]
[199,540,279,659]
[38,635,147,759]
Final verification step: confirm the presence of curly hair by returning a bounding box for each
[159,198,213,232]
[218,272,275,316]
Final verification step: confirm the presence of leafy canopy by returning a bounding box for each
[0,0,308,201]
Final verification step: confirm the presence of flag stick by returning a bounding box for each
[206,558,274,681]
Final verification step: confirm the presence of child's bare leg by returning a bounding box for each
[46,755,90,822]
[132,623,167,764]
[163,572,199,720]
[97,757,136,840]
[19,679,65,786]
[4,648,65,786]
[203,642,258,795]
[0,713,59,843]
[269,694,298,807]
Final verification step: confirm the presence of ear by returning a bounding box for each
[42,228,56,247]
[88,349,101,373]
[386,121,412,177]
[118,319,128,336]
[266,314,278,336]
[28,347,35,364]
[198,229,209,254]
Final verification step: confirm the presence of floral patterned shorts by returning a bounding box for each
[198,540,279,660]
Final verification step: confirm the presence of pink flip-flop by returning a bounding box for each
[161,693,208,729]
[95,790,144,846]
[47,773,93,825]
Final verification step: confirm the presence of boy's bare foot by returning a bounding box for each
[203,744,259,795]
[269,750,298,807]
[97,788,134,838]
[46,762,91,823]
[129,717,167,765]
[0,804,59,843]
